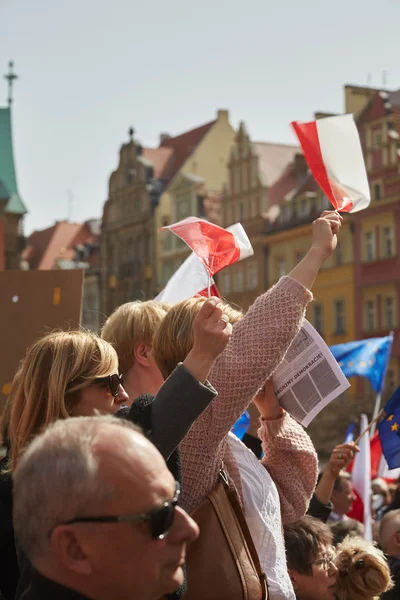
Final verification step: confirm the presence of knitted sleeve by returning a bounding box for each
[258,412,318,524]
[180,276,313,513]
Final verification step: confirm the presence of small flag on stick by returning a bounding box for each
[291,114,370,213]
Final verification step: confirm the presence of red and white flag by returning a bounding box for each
[292,114,370,213]
[156,222,253,304]
[160,218,253,276]
[351,414,372,540]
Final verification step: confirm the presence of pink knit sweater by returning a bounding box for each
[180,276,319,523]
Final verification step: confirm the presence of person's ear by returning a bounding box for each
[395,531,400,548]
[133,344,152,367]
[288,569,298,592]
[50,526,92,575]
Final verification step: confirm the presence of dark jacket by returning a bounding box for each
[1,364,216,600]
[381,555,400,600]
[307,492,333,523]
[19,568,91,600]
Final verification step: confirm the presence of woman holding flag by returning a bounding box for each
[153,211,343,599]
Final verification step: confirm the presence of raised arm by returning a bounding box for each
[180,211,342,512]
[149,298,232,459]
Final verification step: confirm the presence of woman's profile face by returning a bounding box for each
[69,376,129,417]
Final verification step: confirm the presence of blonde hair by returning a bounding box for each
[2,330,119,470]
[101,301,169,374]
[152,297,243,380]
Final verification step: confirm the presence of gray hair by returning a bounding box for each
[13,415,142,561]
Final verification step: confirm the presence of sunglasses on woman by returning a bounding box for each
[62,481,181,540]
[95,373,124,397]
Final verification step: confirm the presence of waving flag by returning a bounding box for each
[291,114,370,213]
[160,218,253,276]
[330,335,393,393]
[351,414,372,540]
[156,222,253,303]
[155,253,220,304]
[378,386,400,470]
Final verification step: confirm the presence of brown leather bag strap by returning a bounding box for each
[219,469,268,599]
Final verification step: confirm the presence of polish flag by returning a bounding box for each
[160,218,253,277]
[291,114,370,213]
[156,221,253,303]
[350,414,372,540]
[155,253,220,304]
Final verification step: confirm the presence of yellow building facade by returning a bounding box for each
[156,109,235,290]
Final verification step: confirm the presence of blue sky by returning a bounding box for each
[1,0,400,233]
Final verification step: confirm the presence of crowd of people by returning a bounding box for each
[0,209,398,600]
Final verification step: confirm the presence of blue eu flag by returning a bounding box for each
[378,386,400,469]
[330,335,393,393]
[232,410,250,440]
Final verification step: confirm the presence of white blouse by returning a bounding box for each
[228,432,295,600]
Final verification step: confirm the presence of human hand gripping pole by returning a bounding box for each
[288,210,343,291]
[183,298,233,384]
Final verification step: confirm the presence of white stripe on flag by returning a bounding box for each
[351,414,372,540]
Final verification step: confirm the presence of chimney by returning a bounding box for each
[160,133,171,145]
[217,109,229,121]
[294,154,308,180]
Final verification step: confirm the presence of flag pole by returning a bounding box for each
[370,331,394,436]
[354,409,385,445]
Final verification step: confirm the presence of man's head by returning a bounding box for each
[284,516,338,600]
[101,300,168,384]
[13,416,199,600]
[331,471,356,517]
[379,509,400,557]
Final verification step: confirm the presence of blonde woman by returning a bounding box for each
[0,298,231,600]
[152,211,343,600]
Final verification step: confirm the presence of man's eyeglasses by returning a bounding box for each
[311,552,336,571]
[95,374,124,397]
[63,481,180,540]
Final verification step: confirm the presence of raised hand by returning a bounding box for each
[183,298,232,383]
[253,379,283,420]
[325,442,359,479]
[311,210,343,261]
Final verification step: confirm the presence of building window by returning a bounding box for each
[176,196,191,221]
[251,159,258,189]
[221,271,230,295]
[384,297,395,329]
[234,169,240,194]
[336,241,343,266]
[373,183,382,201]
[365,300,376,331]
[277,258,286,279]
[374,130,382,149]
[247,262,258,290]
[382,227,394,257]
[334,300,346,334]
[386,369,396,393]
[314,303,324,335]
[365,231,376,262]
[299,198,308,219]
[233,269,244,292]
[241,162,248,191]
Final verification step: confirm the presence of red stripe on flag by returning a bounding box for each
[291,121,354,212]
[162,218,241,276]
[195,284,221,299]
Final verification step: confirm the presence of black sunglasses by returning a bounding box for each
[95,374,124,397]
[63,481,180,540]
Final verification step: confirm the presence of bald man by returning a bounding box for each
[379,509,400,599]
[13,416,199,600]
